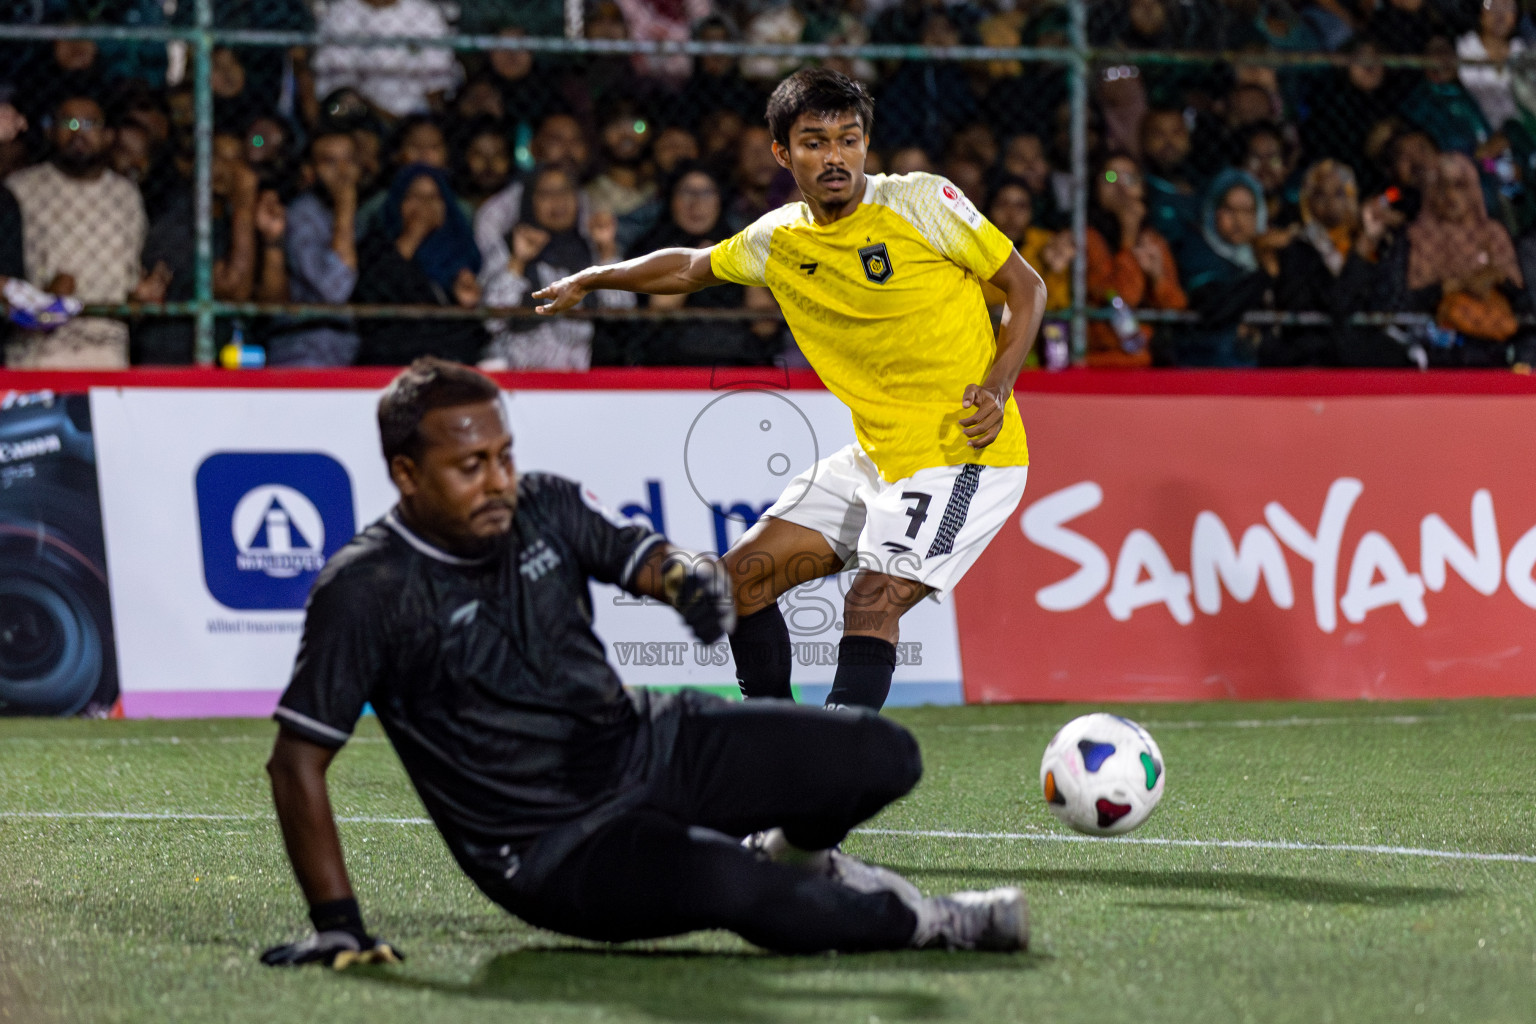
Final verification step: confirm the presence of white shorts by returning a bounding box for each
[762,443,1029,600]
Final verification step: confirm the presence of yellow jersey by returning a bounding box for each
[710,172,1028,482]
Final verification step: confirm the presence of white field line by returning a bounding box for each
[854,828,1536,865]
[3,810,1534,865]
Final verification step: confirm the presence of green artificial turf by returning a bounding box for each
[3,700,1535,1023]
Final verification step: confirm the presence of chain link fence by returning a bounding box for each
[3,1,1536,369]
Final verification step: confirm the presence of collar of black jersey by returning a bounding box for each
[384,508,499,566]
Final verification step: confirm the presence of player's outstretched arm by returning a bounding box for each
[961,251,1047,450]
[532,246,721,315]
[262,729,402,968]
[631,543,737,644]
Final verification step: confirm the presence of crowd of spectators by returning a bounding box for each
[5,0,1536,369]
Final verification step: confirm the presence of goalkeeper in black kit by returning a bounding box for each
[260,358,1027,966]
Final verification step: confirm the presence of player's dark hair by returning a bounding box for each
[378,358,502,463]
[765,68,874,148]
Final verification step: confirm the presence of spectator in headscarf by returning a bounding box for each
[479,165,634,370]
[623,163,779,366]
[1083,153,1187,368]
[1266,160,1404,366]
[354,115,461,239]
[1399,152,1525,364]
[1175,169,1288,366]
[352,164,485,365]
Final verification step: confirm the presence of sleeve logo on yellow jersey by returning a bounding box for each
[939,181,983,228]
[858,242,894,284]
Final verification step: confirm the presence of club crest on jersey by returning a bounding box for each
[859,242,894,284]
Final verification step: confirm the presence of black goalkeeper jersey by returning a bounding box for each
[274,472,671,887]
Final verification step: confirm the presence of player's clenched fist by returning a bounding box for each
[958,383,1010,450]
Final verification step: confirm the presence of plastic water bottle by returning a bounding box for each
[219,324,266,369]
[1042,322,1070,370]
[1426,323,1459,350]
[1106,291,1143,355]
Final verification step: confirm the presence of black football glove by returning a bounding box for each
[663,552,737,644]
[261,898,403,969]
[260,929,402,969]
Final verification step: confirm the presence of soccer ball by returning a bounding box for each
[1039,713,1165,835]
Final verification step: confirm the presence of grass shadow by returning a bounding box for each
[889,866,1466,907]
[1116,900,1247,913]
[351,944,1039,1022]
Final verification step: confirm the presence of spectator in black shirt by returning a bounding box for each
[625,163,779,366]
[1265,159,1405,366]
[353,166,485,365]
[1372,0,1438,56]
[259,359,1027,967]
[1302,37,1402,188]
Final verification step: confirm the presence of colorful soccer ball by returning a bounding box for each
[1039,713,1165,835]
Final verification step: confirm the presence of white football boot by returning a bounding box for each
[908,887,1030,952]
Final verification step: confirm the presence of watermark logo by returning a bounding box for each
[683,387,819,540]
[196,452,355,610]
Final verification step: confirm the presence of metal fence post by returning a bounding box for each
[192,0,215,365]
[1068,0,1089,365]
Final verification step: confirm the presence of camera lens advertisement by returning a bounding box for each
[0,389,119,717]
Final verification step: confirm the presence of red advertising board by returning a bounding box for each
[954,386,1536,703]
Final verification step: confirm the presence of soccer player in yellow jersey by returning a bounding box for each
[535,68,1046,711]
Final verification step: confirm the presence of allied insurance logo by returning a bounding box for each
[195,452,356,610]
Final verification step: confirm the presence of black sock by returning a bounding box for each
[826,636,896,711]
[730,603,793,700]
